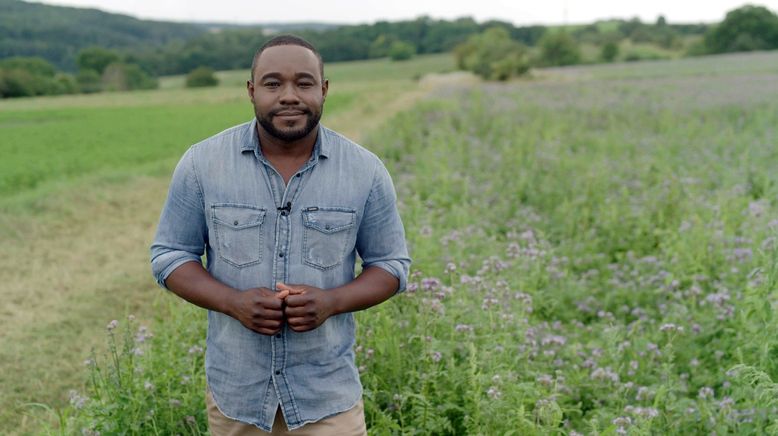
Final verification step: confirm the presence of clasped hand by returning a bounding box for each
[229,283,336,335]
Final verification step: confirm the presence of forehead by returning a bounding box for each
[254,45,321,79]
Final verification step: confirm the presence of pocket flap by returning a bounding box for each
[302,208,355,234]
[212,204,266,229]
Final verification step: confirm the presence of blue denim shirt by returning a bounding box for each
[150,119,410,431]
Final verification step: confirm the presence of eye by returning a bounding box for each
[263,81,280,89]
[298,81,314,88]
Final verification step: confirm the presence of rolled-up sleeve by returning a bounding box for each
[150,146,207,289]
[356,160,411,292]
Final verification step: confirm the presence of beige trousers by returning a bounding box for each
[206,387,368,436]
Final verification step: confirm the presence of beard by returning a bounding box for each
[256,106,323,142]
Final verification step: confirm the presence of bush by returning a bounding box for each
[102,62,158,91]
[622,45,671,62]
[185,66,219,88]
[76,69,102,94]
[388,41,416,61]
[368,35,393,58]
[0,57,78,98]
[454,27,530,81]
[76,47,121,75]
[601,41,620,62]
[538,31,581,66]
[53,73,79,95]
[0,57,56,77]
[0,69,37,98]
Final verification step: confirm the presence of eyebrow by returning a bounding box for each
[259,72,317,82]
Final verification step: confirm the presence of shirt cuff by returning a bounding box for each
[364,260,408,294]
[152,252,203,289]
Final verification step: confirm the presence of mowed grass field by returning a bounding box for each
[0,53,456,434]
[3,50,778,434]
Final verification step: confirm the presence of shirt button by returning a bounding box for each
[296,174,301,177]
[233,220,238,225]
[275,370,281,375]
[281,211,287,216]
[275,333,282,338]
[279,253,284,258]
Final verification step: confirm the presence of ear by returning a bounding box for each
[322,79,329,101]
[247,80,255,102]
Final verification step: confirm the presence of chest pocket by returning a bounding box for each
[302,207,356,269]
[212,204,266,268]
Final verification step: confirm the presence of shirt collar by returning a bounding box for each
[242,118,330,161]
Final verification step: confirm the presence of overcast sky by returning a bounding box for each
[29,0,778,26]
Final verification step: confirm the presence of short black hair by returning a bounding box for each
[250,34,324,82]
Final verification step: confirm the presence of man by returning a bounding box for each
[150,35,410,435]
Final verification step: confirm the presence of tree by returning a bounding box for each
[76,47,120,75]
[0,57,56,77]
[186,66,219,88]
[388,41,416,61]
[538,31,581,67]
[368,35,393,58]
[0,57,77,98]
[705,5,778,53]
[454,27,530,81]
[0,69,37,98]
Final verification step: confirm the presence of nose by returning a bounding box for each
[279,84,300,105]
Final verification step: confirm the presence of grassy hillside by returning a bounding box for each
[0,0,206,70]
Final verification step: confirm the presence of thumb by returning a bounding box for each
[277,282,305,294]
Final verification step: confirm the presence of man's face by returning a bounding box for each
[248,45,328,143]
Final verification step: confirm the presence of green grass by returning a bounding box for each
[0,87,355,202]
[542,50,778,80]
[160,53,456,89]
[0,104,244,197]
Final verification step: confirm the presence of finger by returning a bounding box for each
[253,317,283,328]
[284,305,308,318]
[285,294,309,307]
[257,308,284,320]
[278,283,305,294]
[276,290,289,299]
[248,319,281,334]
[287,318,312,331]
[261,297,284,310]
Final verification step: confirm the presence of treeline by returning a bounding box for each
[121,15,713,76]
[120,17,546,76]
[2,1,778,96]
[0,47,156,98]
[0,0,205,71]
[457,4,778,80]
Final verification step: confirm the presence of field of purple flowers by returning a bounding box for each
[56,52,778,435]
